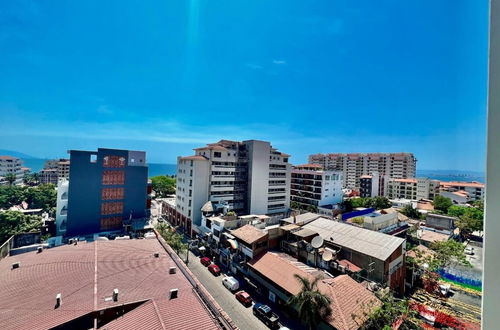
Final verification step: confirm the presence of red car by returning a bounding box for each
[235,290,252,307]
[208,264,221,276]
[200,257,211,267]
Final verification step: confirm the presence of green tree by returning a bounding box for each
[4,173,17,186]
[306,205,318,213]
[372,196,392,210]
[361,292,420,330]
[352,216,364,225]
[447,205,483,237]
[0,211,43,245]
[156,223,187,255]
[401,204,420,219]
[433,195,452,213]
[24,184,57,212]
[428,239,471,270]
[287,274,332,330]
[290,201,301,210]
[351,198,366,209]
[340,199,353,212]
[151,175,176,198]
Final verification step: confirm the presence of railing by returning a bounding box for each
[0,235,15,260]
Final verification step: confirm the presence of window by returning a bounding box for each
[101,202,124,215]
[100,217,122,230]
[101,188,125,200]
[103,155,126,168]
[102,171,125,185]
[214,152,222,158]
[90,154,97,163]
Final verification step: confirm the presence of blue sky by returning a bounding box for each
[0,0,489,171]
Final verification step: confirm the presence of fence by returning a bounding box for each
[0,235,15,260]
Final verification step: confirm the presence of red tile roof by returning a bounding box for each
[440,181,485,188]
[0,239,221,330]
[179,155,208,161]
[0,155,18,160]
[248,252,380,330]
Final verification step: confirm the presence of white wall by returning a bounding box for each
[246,140,271,214]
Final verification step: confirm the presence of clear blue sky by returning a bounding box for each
[0,0,489,171]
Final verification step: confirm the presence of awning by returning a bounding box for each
[228,239,239,250]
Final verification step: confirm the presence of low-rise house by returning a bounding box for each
[414,228,451,247]
[159,196,192,235]
[300,217,407,294]
[439,181,484,201]
[348,208,409,237]
[425,213,456,232]
[248,251,381,330]
[231,224,268,261]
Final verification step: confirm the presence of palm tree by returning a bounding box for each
[5,173,17,186]
[287,274,332,330]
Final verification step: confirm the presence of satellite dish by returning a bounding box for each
[306,243,313,253]
[322,250,333,261]
[311,236,324,249]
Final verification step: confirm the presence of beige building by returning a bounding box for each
[308,152,416,189]
[42,158,70,180]
[387,178,440,201]
[176,140,291,234]
[439,181,485,201]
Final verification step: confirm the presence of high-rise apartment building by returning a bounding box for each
[359,171,389,198]
[0,155,23,185]
[290,164,343,209]
[65,148,150,236]
[176,140,291,234]
[308,153,417,189]
[41,158,70,182]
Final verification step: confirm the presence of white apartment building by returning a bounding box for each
[290,164,343,210]
[0,155,23,185]
[439,181,485,201]
[176,140,291,233]
[308,153,417,189]
[386,178,440,201]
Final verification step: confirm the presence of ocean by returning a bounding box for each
[20,158,485,183]
[21,158,177,178]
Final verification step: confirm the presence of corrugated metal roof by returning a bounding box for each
[303,217,405,261]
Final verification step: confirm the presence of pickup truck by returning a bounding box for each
[253,303,280,329]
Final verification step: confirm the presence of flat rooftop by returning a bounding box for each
[0,238,222,330]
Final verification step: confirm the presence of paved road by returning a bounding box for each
[185,250,269,330]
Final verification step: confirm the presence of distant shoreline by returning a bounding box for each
[20,158,485,183]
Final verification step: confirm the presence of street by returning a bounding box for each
[184,250,269,330]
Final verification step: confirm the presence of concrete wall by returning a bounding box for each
[246,140,271,214]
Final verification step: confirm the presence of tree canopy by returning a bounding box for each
[348,196,392,210]
[400,204,422,219]
[433,195,452,213]
[150,175,176,198]
[0,211,43,245]
[0,184,56,212]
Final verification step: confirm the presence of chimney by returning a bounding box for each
[169,267,177,274]
[154,252,159,258]
[37,246,43,253]
[113,288,119,302]
[11,262,20,270]
[55,293,62,308]
[169,288,178,299]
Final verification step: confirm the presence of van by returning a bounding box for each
[222,276,240,291]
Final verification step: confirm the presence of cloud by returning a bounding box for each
[245,63,263,70]
[272,60,286,65]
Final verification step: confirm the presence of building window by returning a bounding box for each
[102,171,125,185]
[103,155,126,168]
[188,200,192,207]
[101,202,124,215]
[101,188,125,200]
[188,210,191,217]
[100,216,122,230]
[189,189,192,197]
[214,152,222,158]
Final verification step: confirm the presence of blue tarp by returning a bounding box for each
[341,208,376,221]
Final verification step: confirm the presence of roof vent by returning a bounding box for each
[74,239,78,246]
[113,288,119,302]
[170,288,178,299]
[55,293,62,308]
[11,262,20,270]
[169,267,177,274]
[154,252,159,258]
[37,246,43,253]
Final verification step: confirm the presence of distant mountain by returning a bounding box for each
[0,149,37,159]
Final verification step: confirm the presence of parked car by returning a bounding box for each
[222,276,240,291]
[200,256,211,267]
[235,290,252,306]
[253,303,280,329]
[208,264,221,276]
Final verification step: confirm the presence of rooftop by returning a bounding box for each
[248,252,380,330]
[416,229,450,243]
[0,155,19,160]
[302,217,405,261]
[230,224,268,244]
[282,212,323,225]
[179,155,209,161]
[0,238,221,330]
[440,181,485,188]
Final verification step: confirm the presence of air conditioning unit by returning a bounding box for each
[169,267,177,274]
[11,262,20,269]
[154,252,160,258]
[55,293,62,308]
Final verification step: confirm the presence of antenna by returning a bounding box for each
[311,236,324,249]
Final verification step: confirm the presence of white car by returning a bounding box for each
[222,276,240,291]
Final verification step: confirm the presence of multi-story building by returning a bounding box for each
[440,181,485,201]
[386,178,440,201]
[290,164,343,210]
[41,158,70,181]
[359,171,389,197]
[176,140,291,234]
[55,179,69,236]
[65,148,150,236]
[0,155,23,185]
[308,152,417,189]
[39,168,59,185]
